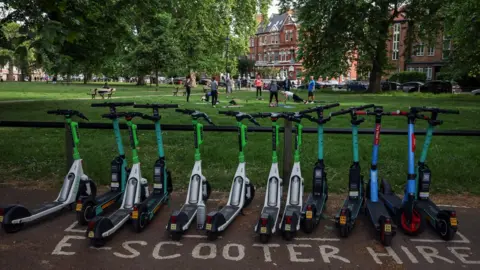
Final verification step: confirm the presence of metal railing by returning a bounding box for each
[1,120,480,179]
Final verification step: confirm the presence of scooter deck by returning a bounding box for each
[285,205,302,215]
[31,201,64,215]
[261,206,280,218]
[109,209,132,225]
[365,199,391,230]
[219,205,240,220]
[144,193,168,212]
[337,198,363,219]
[304,194,326,218]
[179,203,198,219]
[416,199,440,217]
[96,191,122,204]
[381,193,402,212]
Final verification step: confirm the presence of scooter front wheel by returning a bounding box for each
[399,208,425,236]
[302,218,315,234]
[76,201,95,226]
[132,205,148,233]
[203,181,212,202]
[243,183,255,208]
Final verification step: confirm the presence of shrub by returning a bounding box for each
[389,71,426,83]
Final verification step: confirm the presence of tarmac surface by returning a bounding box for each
[1,186,479,270]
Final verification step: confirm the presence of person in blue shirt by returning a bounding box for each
[307,76,315,103]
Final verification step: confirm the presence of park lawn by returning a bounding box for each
[0,82,479,194]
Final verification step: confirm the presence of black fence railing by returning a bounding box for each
[1,120,480,179]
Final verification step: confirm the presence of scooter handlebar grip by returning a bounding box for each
[356,104,375,110]
[356,111,367,115]
[330,109,350,117]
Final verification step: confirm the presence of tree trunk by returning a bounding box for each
[7,62,14,81]
[137,76,145,85]
[67,74,72,85]
[367,60,382,93]
[155,69,159,87]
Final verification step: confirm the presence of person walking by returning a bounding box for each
[269,80,279,106]
[210,76,218,107]
[184,74,193,102]
[284,76,292,92]
[254,75,263,99]
[307,75,315,103]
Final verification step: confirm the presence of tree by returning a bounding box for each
[237,58,255,76]
[293,0,437,92]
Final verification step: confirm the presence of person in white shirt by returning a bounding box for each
[281,90,308,104]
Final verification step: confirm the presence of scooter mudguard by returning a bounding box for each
[88,216,113,239]
[168,210,189,232]
[205,211,226,233]
[256,213,274,234]
[436,210,458,230]
[281,211,299,232]
[1,205,31,224]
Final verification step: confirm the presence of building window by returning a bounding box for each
[428,46,435,56]
[415,43,425,56]
[426,67,432,80]
[250,38,254,47]
[407,67,415,72]
[264,53,267,61]
[392,23,400,60]
[258,54,261,61]
[443,35,451,59]
[417,67,424,73]
[285,31,289,42]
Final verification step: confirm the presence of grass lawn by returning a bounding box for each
[1,82,479,194]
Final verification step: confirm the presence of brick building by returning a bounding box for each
[248,10,303,79]
[387,10,451,80]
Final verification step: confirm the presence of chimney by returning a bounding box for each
[256,14,263,24]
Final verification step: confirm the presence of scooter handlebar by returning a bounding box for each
[47,109,89,121]
[410,106,459,115]
[176,109,215,125]
[91,102,134,108]
[299,103,340,114]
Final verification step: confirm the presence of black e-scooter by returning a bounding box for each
[76,102,134,225]
[205,111,259,241]
[130,103,178,232]
[167,109,215,240]
[332,104,374,237]
[299,103,340,234]
[359,106,403,246]
[409,107,459,240]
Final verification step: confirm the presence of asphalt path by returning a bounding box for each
[1,187,479,270]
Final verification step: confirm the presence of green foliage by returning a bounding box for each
[237,58,255,76]
[389,71,426,83]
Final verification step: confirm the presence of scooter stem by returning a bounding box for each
[317,124,324,160]
[294,123,303,162]
[272,120,280,163]
[127,120,140,164]
[155,121,165,158]
[66,118,81,160]
[419,125,434,164]
[193,119,204,161]
[238,122,248,163]
[352,124,359,163]
[112,118,125,156]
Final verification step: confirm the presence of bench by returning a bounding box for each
[89,88,115,99]
[172,87,186,96]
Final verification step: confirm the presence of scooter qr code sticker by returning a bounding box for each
[76,203,83,211]
[206,224,212,230]
[88,231,94,238]
[385,224,392,232]
[261,227,267,233]
[285,224,291,231]
[450,218,458,226]
[170,224,177,230]
[306,211,313,219]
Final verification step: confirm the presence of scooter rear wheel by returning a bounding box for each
[90,238,106,247]
[2,223,23,233]
[379,220,393,246]
[282,231,295,241]
[259,234,270,244]
[171,232,183,241]
[207,231,219,241]
[437,216,456,241]
[132,205,148,233]
[77,201,95,226]
[302,218,315,234]
[400,208,425,236]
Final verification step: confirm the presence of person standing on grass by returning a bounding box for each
[269,80,279,106]
[210,76,218,107]
[185,74,193,102]
[307,75,315,103]
[255,75,263,98]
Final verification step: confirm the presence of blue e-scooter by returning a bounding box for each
[379,107,429,235]
[358,106,404,246]
[408,107,459,240]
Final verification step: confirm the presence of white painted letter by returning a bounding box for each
[366,247,402,265]
[319,245,350,263]
[287,244,314,263]
[448,247,480,264]
[113,241,147,259]
[51,235,85,255]
[192,243,217,260]
[152,241,182,260]
[253,244,280,262]
[416,246,454,264]
[222,244,245,261]
[401,246,419,263]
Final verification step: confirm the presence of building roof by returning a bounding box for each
[257,13,293,34]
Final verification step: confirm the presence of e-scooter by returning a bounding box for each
[409,107,459,240]
[129,103,179,232]
[76,102,134,225]
[379,107,429,236]
[205,111,259,241]
[331,104,374,237]
[299,103,340,234]
[278,111,309,241]
[358,106,403,246]
[87,111,149,246]
[167,109,215,240]
[1,110,95,233]
[253,112,288,243]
